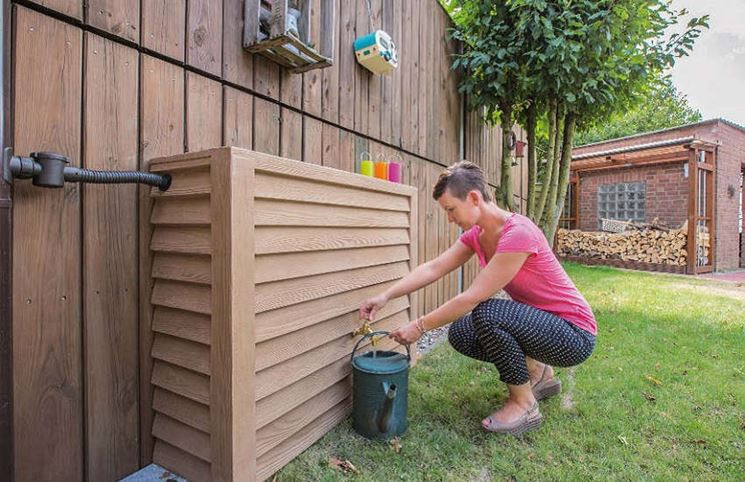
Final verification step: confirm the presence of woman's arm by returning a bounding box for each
[389,251,529,344]
[359,241,473,321]
[384,241,473,301]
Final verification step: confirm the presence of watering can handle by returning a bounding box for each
[350,330,411,363]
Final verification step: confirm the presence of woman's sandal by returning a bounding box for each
[482,401,542,435]
[531,364,561,401]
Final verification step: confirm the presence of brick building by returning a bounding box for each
[568,118,745,273]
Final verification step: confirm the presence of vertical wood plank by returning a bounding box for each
[441,10,458,164]
[141,54,185,464]
[27,0,81,19]
[303,116,323,165]
[302,0,322,116]
[442,10,453,163]
[210,149,256,480]
[280,108,302,161]
[186,72,222,152]
[12,8,83,480]
[187,0,223,76]
[253,97,280,155]
[84,33,139,481]
[280,70,302,110]
[322,123,340,170]
[391,0,402,147]
[223,87,253,149]
[446,19,460,163]
[409,0,420,153]
[412,158,427,318]
[142,0,186,61]
[254,56,280,100]
[88,0,139,42]
[367,0,382,140]
[321,0,340,123]
[399,0,411,150]
[353,0,369,136]
[424,165,437,313]
[434,164,444,306]
[223,0,254,89]
[407,166,419,358]
[338,129,355,173]
[353,135,369,174]
[338,0,355,130]
[380,0,393,145]
[416,0,428,158]
[427,10,444,162]
[427,5,437,162]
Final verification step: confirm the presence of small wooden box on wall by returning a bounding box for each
[143,147,418,481]
[244,0,335,73]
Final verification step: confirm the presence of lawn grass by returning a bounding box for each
[276,263,745,481]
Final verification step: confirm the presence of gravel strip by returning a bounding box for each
[415,291,511,355]
[416,324,451,355]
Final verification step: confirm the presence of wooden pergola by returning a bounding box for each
[568,137,717,274]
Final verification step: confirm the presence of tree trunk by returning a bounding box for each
[545,112,577,245]
[526,103,538,219]
[541,108,564,231]
[534,98,557,223]
[499,106,514,210]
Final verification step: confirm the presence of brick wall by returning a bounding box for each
[715,122,745,270]
[579,163,688,231]
[742,170,745,268]
[574,120,745,271]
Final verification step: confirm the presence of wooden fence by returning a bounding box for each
[6,0,527,480]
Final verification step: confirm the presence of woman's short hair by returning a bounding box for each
[432,161,492,202]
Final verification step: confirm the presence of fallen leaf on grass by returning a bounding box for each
[329,457,360,474]
[618,435,629,445]
[690,439,707,445]
[642,392,656,402]
[645,375,662,386]
[390,437,402,453]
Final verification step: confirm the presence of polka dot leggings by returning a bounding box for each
[448,299,596,385]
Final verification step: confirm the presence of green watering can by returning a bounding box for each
[351,331,410,440]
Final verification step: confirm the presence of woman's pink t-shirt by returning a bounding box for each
[459,213,597,335]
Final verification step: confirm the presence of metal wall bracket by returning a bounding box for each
[2,147,14,186]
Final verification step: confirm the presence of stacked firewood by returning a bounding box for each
[556,219,693,266]
[696,223,711,266]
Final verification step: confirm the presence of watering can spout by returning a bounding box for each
[378,383,397,434]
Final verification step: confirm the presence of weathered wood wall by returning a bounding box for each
[8,0,527,480]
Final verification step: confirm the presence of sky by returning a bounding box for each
[670,0,745,126]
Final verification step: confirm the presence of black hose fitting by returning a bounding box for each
[3,149,171,191]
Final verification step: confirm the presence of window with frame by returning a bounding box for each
[597,181,646,228]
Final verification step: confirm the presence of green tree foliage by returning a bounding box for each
[574,77,703,146]
[446,0,708,243]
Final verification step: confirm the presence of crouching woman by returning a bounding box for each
[359,161,597,435]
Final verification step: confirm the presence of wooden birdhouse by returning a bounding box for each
[515,140,526,158]
[244,0,335,73]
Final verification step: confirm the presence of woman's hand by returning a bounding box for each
[389,321,422,345]
[359,293,389,321]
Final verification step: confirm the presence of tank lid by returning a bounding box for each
[352,350,409,374]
